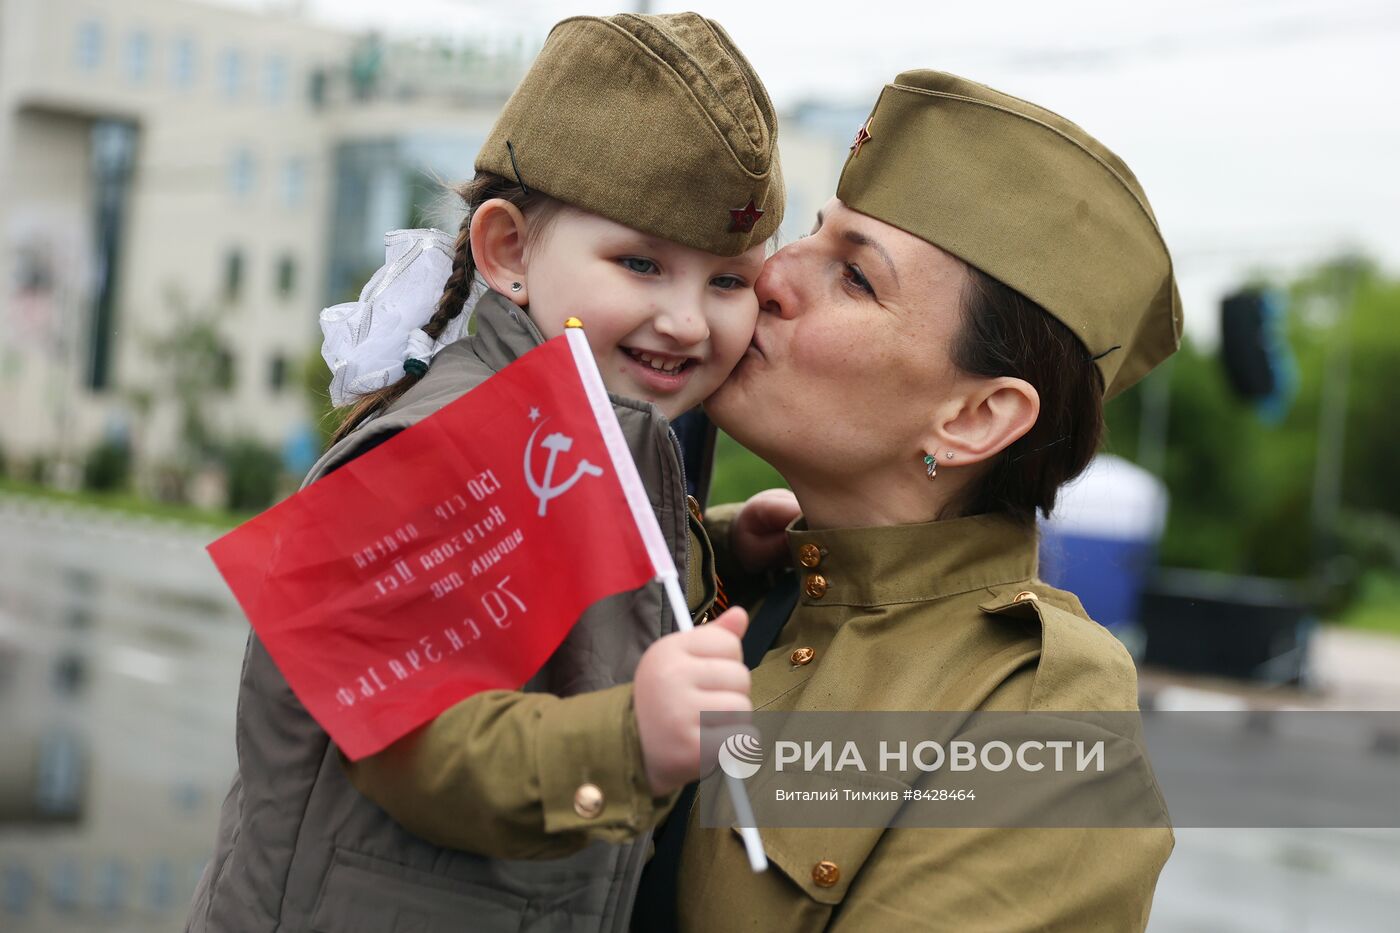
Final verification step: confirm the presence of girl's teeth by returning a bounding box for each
[633,350,684,373]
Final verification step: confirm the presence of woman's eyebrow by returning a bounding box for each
[842,229,899,287]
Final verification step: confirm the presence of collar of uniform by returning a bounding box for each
[785,512,1038,607]
[472,288,547,372]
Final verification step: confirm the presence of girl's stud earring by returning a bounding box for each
[923,453,937,480]
[510,282,523,293]
[946,451,955,460]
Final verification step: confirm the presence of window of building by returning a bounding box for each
[228,148,255,198]
[220,48,243,100]
[214,349,236,391]
[276,254,297,298]
[171,37,196,88]
[308,68,327,109]
[268,354,289,391]
[126,30,150,83]
[264,56,288,105]
[87,120,137,392]
[281,157,306,209]
[224,249,244,302]
[76,21,103,72]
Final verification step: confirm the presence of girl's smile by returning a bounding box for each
[515,208,765,420]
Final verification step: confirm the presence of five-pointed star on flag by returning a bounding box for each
[850,117,873,157]
[729,199,764,234]
[528,407,541,423]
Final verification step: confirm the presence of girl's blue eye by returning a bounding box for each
[712,275,747,291]
[620,257,659,275]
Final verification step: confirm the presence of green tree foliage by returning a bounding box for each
[223,437,283,511]
[1336,265,1400,518]
[148,296,232,466]
[710,430,788,506]
[1107,257,1400,602]
[82,439,132,492]
[301,347,344,451]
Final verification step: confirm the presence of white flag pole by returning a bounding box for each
[657,571,767,872]
[564,322,768,873]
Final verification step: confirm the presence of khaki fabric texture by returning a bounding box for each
[837,69,1182,398]
[669,513,1173,932]
[476,12,783,256]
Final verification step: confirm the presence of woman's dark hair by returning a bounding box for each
[952,266,1105,524]
[330,172,560,444]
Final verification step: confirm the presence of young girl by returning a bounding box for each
[187,12,788,933]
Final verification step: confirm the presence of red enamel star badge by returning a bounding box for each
[850,117,873,157]
[729,199,764,233]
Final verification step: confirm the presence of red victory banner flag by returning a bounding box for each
[207,324,679,761]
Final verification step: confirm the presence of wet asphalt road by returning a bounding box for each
[0,496,242,932]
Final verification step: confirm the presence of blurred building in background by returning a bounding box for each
[1,0,345,485]
[0,0,856,507]
[0,0,533,498]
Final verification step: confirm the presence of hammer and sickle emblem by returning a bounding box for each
[524,421,604,516]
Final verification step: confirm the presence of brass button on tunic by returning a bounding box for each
[798,543,822,568]
[811,860,841,888]
[572,783,605,819]
[803,574,828,599]
[790,646,816,666]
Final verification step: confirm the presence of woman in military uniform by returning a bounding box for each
[627,69,1182,932]
[351,69,1181,932]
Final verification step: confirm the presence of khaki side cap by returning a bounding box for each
[476,13,783,257]
[837,70,1182,397]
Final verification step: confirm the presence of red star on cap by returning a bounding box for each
[729,199,764,234]
[850,117,873,157]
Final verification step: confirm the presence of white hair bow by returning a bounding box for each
[319,228,474,408]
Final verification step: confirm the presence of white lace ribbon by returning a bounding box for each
[319,228,474,407]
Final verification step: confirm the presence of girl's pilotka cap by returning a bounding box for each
[476,12,784,257]
[837,69,1183,399]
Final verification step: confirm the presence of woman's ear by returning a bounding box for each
[930,376,1040,464]
[469,198,531,306]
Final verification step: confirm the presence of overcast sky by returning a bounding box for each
[221,0,1400,343]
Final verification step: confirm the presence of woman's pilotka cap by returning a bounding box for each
[476,12,784,257]
[837,70,1182,398]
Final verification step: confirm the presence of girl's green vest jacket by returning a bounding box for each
[186,290,719,933]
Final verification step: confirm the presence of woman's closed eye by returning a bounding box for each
[619,256,660,276]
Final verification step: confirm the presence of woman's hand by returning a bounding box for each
[634,607,752,796]
[730,488,800,573]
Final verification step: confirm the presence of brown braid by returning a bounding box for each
[330,172,562,444]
